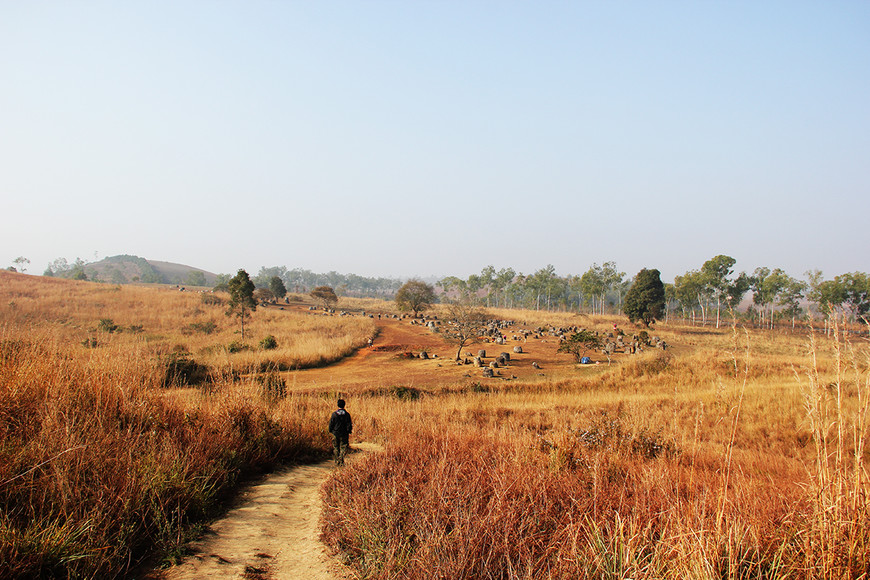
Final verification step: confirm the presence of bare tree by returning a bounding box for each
[12,256,29,273]
[442,301,488,361]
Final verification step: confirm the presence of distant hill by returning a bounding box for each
[145,259,218,286]
[46,254,218,287]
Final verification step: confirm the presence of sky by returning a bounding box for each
[2,1,868,283]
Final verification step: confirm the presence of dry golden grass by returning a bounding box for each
[2,270,868,578]
[0,272,374,577]
[323,311,870,578]
[1,271,376,377]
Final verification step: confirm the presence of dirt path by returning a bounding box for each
[157,443,381,580]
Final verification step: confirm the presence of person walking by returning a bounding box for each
[328,399,353,466]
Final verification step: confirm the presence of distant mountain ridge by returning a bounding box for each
[46,254,218,286]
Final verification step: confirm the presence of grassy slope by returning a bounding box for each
[0,272,373,578]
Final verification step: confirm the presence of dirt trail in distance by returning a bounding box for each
[157,443,381,580]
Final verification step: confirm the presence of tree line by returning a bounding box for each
[433,258,869,326]
[27,254,868,325]
[226,266,405,299]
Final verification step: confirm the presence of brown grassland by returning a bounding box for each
[0,270,867,578]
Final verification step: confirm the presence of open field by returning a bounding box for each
[1,271,868,578]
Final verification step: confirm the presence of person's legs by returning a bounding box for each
[337,434,349,466]
[333,435,343,465]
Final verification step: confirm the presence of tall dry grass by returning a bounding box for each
[0,272,364,577]
[797,315,870,576]
[322,312,869,577]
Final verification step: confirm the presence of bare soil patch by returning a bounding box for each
[278,309,647,392]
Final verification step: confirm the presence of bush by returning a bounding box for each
[227,341,250,354]
[182,321,217,335]
[259,335,278,350]
[162,352,211,386]
[201,293,224,306]
[98,318,120,333]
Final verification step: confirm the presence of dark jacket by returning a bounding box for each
[329,408,352,436]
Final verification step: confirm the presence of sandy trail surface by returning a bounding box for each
[157,443,381,580]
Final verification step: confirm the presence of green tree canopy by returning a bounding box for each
[700,255,747,327]
[557,330,602,362]
[623,268,665,327]
[395,280,437,317]
[270,276,287,299]
[226,269,256,339]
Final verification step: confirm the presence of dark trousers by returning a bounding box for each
[333,433,349,466]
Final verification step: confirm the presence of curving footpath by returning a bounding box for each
[157,443,381,580]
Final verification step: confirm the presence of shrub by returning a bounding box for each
[227,341,250,354]
[390,385,421,400]
[161,352,211,386]
[259,335,278,350]
[98,318,120,333]
[182,321,217,335]
[201,293,224,306]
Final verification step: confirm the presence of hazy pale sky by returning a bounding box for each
[2,1,868,282]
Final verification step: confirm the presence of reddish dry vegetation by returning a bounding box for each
[1,271,868,578]
[323,430,807,579]
[0,272,341,578]
[319,321,870,578]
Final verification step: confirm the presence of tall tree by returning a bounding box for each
[750,267,789,328]
[623,268,665,327]
[701,255,737,328]
[395,280,437,317]
[270,276,287,300]
[226,269,256,340]
[673,270,707,323]
[479,265,496,307]
[600,262,625,313]
[663,282,677,323]
[778,276,807,329]
[532,265,558,311]
[804,269,826,318]
[438,276,468,301]
[491,267,516,308]
[579,265,605,314]
[834,272,870,321]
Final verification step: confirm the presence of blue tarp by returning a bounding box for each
[580,356,591,364]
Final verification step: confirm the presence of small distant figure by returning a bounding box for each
[328,399,353,466]
[368,338,374,348]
